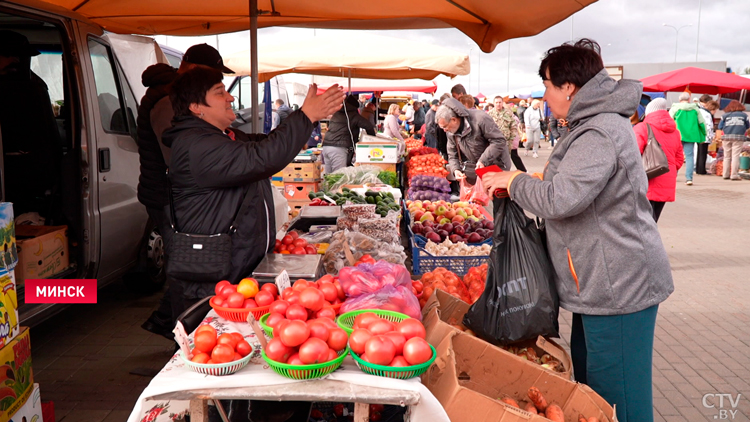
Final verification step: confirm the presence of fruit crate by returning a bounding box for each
[403,200,493,247]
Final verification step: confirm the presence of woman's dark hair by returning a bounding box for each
[170,65,224,117]
[723,100,746,113]
[538,39,604,89]
[699,94,713,103]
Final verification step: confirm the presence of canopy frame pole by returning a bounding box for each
[348,68,352,93]
[250,0,259,132]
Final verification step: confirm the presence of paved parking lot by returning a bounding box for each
[30,142,750,421]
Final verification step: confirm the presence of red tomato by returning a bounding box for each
[242,298,258,309]
[365,336,396,365]
[299,287,325,312]
[298,337,329,364]
[286,353,304,366]
[217,333,239,349]
[353,313,380,330]
[305,245,317,255]
[254,290,274,307]
[214,280,231,296]
[230,332,245,345]
[265,338,294,363]
[265,312,285,329]
[402,337,432,365]
[220,284,238,297]
[282,235,294,245]
[383,332,406,356]
[225,292,245,308]
[307,321,330,342]
[327,348,339,362]
[412,280,424,293]
[359,353,371,363]
[291,247,306,255]
[389,356,410,367]
[293,238,308,248]
[210,296,225,308]
[396,319,426,340]
[315,307,336,321]
[261,283,279,297]
[286,291,301,306]
[289,231,300,240]
[236,340,252,357]
[317,274,334,284]
[368,320,395,336]
[191,353,211,364]
[269,300,290,315]
[279,320,310,347]
[348,329,373,355]
[292,279,310,291]
[211,344,235,363]
[333,281,346,300]
[193,331,217,354]
[315,317,338,329]
[233,352,243,361]
[327,328,348,352]
[274,239,282,250]
[285,304,308,321]
[318,283,338,303]
[273,319,290,338]
[195,324,217,338]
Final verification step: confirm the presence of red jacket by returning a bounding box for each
[633,110,685,202]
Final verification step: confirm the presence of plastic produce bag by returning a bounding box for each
[323,165,385,191]
[323,230,406,275]
[340,285,422,320]
[338,260,411,296]
[463,198,559,345]
[458,177,490,206]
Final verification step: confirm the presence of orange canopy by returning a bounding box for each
[20,0,597,53]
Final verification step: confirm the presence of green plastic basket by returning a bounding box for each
[262,349,347,380]
[348,344,437,379]
[336,309,411,335]
[259,313,274,338]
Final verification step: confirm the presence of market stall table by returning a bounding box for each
[127,310,450,422]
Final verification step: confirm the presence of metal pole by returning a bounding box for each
[695,0,702,61]
[249,0,259,132]
[674,33,678,63]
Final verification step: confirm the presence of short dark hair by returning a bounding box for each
[724,100,746,113]
[538,38,604,90]
[699,94,712,103]
[170,66,224,117]
[451,84,467,96]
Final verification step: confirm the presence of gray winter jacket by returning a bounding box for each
[443,98,511,175]
[508,69,674,316]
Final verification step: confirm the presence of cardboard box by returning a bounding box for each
[422,289,572,380]
[0,204,18,270]
[14,226,69,284]
[0,327,33,422]
[423,331,616,422]
[355,142,399,163]
[288,201,308,220]
[283,163,321,183]
[8,383,41,422]
[0,270,19,349]
[283,182,319,201]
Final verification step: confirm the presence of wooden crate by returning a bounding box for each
[283,182,319,201]
[283,162,321,182]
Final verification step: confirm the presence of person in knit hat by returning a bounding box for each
[633,98,685,222]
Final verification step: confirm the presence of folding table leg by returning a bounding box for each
[353,402,369,422]
[189,399,208,422]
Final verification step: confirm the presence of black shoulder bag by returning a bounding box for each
[165,170,254,283]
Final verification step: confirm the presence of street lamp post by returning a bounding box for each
[663,23,692,63]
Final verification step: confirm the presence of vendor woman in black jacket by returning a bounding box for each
[163,66,344,310]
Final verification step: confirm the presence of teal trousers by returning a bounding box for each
[570,305,658,422]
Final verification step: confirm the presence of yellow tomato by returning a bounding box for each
[237,278,259,299]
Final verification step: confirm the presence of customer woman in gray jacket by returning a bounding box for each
[481,39,673,422]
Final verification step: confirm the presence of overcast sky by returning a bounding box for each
[155,0,750,99]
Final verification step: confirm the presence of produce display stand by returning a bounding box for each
[126,310,450,422]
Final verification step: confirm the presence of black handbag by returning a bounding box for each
[165,170,253,283]
[642,123,670,179]
[455,140,478,185]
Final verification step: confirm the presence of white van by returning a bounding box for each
[228,75,290,133]
[2,1,167,324]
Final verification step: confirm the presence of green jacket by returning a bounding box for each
[669,102,706,143]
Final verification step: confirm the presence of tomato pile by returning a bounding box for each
[405,154,449,181]
[264,276,346,330]
[190,324,253,364]
[210,279,278,310]
[404,136,424,151]
[463,263,488,303]
[264,315,348,365]
[407,146,439,158]
[274,231,318,255]
[348,313,432,367]
[417,265,488,307]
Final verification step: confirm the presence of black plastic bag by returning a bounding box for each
[463,198,559,345]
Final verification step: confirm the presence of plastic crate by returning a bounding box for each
[403,200,493,246]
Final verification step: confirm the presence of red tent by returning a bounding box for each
[641,67,750,94]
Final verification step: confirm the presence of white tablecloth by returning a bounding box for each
[127,310,449,422]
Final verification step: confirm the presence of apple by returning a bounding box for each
[449,234,463,243]
[426,204,437,213]
[468,215,481,223]
[467,232,483,243]
[439,217,451,225]
[451,215,465,224]
[473,209,482,218]
[453,225,465,236]
[482,220,494,230]
[423,219,434,228]
[420,212,435,223]
[456,209,469,219]
[444,210,456,220]
[406,200,413,207]
[426,232,441,243]
[411,223,424,235]
[413,210,425,221]
[435,205,448,216]
[437,230,449,240]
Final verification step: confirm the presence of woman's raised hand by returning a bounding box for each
[301,83,346,123]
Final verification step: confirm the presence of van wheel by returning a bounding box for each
[125,225,166,294]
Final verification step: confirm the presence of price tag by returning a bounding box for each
[322,194,337,205]
[275,269,291,294]
[246,312,268,348]
[172,321,193,359]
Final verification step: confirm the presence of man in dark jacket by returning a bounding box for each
[360,102,377,127]
[137,44,234,338]
[321,94,376,173]
[424,100,439,149]
[413,100,426,133]
[275,99,292,122]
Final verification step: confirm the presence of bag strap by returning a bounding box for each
[166,168,254,234]
[646,123,660,146]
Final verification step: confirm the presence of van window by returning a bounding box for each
[229,76,264,110]
[88,38,132,134]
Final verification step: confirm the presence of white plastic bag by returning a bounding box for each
[271,186,288,233]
